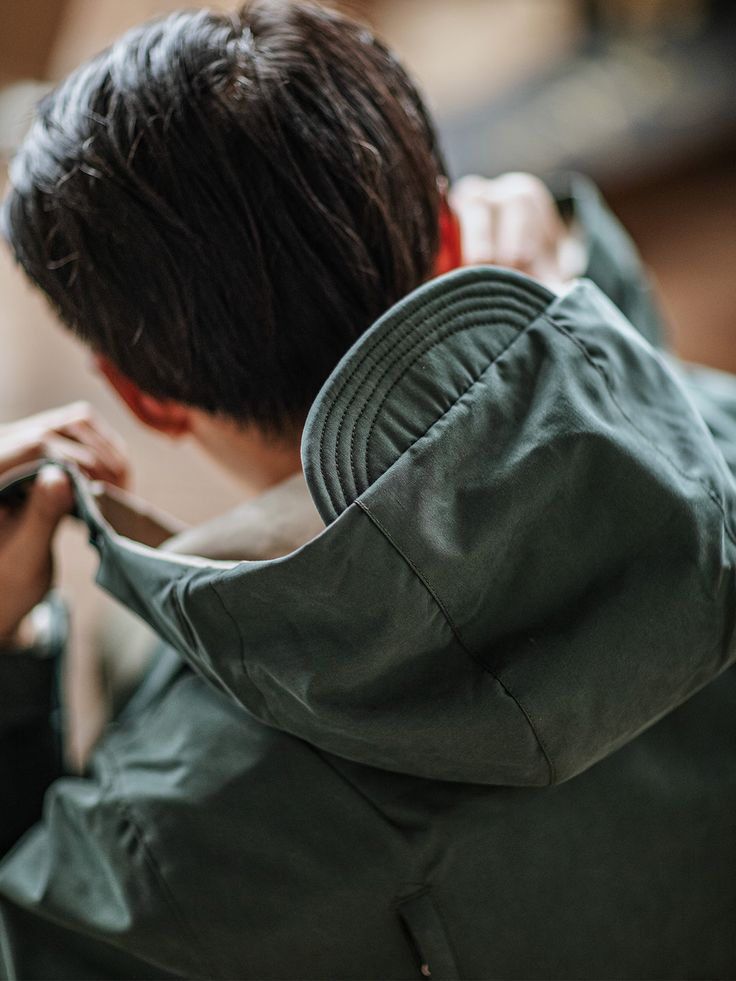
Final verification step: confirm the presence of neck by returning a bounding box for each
[188,409,303,494]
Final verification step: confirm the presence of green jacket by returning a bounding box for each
[1,178,735,979]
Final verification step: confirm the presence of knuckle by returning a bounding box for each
[38,437,55,459]
[450,174,490,203]
[504,172,547,203]
[71,400,94,423]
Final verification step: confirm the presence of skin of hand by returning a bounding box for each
[449,172,584,292]
[0,402,130,647]
[0,402,129,488]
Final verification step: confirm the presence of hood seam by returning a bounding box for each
[208,574,281,728]
[355,498,556,785]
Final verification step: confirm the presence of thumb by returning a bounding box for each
[8,466,73,560]
[0,466,73,640]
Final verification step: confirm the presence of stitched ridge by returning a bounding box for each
[335,289,540,447]
[329,288,540,513]
[347,296,544,496]
[550,315,736,548]
[361,310,532,486]
[316,279,547,517]
[356,499,555,786]
[315,282,465,512]
[338,295,544,505]
[337,292,541,505]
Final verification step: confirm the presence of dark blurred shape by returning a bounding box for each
[440,0,735,187]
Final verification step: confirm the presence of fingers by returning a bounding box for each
[41,434,119,485]
[493,173,566,269]
[450,176,534,268]
[448,172,571,283]
[0,401,130,488]
[55,419,128,488]
[449,175,496,266]
[38,402,129,487]
[495,195,531,270]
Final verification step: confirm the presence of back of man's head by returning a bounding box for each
[2,1,445,433]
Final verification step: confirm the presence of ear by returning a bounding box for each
[433,190,463,277]
[94,356,192,437]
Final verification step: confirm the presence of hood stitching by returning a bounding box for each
[345,296,541,501]
[355,499,555,786]
[360,310,533,487]
[334,289,545,513]
[311,272,551,521]
[313,281,458,516]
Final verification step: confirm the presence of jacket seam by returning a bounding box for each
[208,575,281,728]
[208,576,245,675]
[356,499,556,785]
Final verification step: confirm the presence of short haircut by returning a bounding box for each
[2,1,446,432]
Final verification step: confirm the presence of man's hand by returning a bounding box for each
[0,403,129,646]
[0,467,73,645]
[0,402,129,489]
[449,172,585,293]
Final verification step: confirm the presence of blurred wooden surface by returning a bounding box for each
[0,0,69,83]
[612,145,736,371]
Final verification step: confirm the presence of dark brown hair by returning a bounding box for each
[2,1,446,431]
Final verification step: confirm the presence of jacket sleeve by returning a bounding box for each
[551,172,668,349]
[551,175,736,488]
[0,598,65,857]
[0,744,198,980]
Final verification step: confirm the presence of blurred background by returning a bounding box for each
[1,0,735,761]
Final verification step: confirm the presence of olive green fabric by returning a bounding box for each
[60,266,736,789]
[1,181,735,979]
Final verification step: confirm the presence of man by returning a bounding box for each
[1,2,735,978]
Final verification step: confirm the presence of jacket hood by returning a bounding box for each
[52,267,736,786]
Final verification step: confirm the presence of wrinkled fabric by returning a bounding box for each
[52,267,736,788]
[1,180,735,980]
